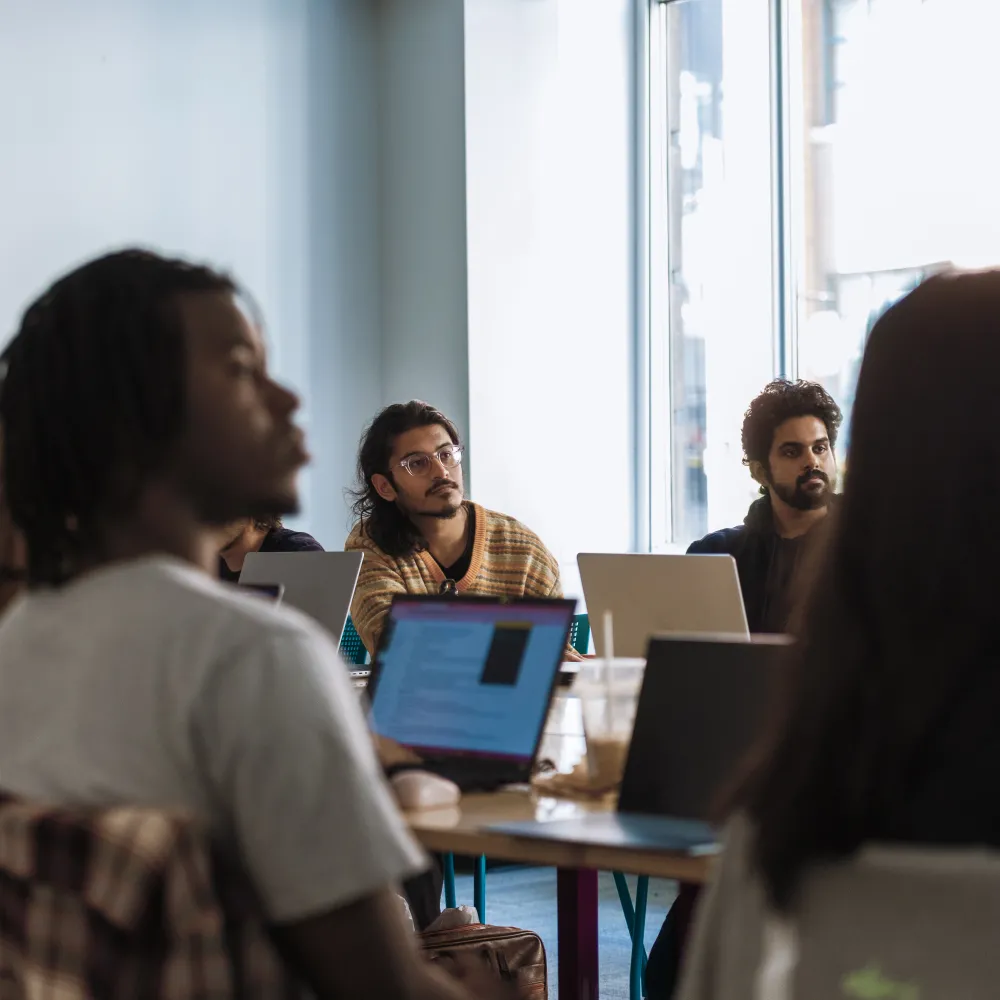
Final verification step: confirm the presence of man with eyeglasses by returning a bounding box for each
[346,400,580,658]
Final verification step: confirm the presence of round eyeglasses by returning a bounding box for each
[398,444,464,478]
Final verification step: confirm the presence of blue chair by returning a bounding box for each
[569,613,591,656]
[339,616,369,665]
[441,853,487,921]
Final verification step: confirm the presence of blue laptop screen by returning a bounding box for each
[370,600,571,761]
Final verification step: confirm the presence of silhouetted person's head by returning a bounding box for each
[740,270,1000,908]
[1,249,307,586]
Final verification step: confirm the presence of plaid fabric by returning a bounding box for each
[0,793,307,999]
[346,501,564,654]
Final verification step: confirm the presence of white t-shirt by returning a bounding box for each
[0,556,426,923]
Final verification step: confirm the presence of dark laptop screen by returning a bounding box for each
[618,636,785,819]
[369,597,574,763]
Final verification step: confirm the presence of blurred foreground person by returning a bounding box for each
[678,270,1000,998]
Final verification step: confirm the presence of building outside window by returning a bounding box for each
[650,0,1000,548]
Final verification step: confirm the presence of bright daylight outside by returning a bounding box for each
[655,0,1000,547]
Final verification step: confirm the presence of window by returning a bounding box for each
[650,0,775,548]
[650,0,1000,548]
[787,0,983,452]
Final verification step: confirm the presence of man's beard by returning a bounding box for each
[769,469,833,511]
[398,479,464,519]
[422,504,462,520]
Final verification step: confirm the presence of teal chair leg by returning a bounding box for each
[474,854,487,923]
[443,853,457,909]
[614,871,635,930]
[614,872,650,999]
[631,876,649,1000]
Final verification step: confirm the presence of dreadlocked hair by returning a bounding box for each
[0,248,237,587]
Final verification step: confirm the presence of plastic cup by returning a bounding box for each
[574,659,644,790]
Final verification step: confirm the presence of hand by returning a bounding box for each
[374,734,423,769]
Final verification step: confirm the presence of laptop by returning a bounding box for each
[239,550,363,646]
[240,582,285,605]
[367,595,576,792]
[490,634,786,851]
[577,553,749,658]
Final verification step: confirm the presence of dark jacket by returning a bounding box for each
[687,494,836,633]
[218,527,324,584]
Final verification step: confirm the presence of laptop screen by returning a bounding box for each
[369,597,574,762]
[618,636,785,819]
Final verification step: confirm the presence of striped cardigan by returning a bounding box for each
[345,502,567,655]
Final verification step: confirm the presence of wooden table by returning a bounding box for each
[405,788,713,1000]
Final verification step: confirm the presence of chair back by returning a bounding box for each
[0,793,305,998]
[569,613,591,655]
[680,815,1000,1000]
[340,615,369,664]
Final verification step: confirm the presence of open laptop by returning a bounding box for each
[577,553,749,658]
[240,582,285,604]
[239,550,363,646]
[367,595,576,792]
[490,634,786,851]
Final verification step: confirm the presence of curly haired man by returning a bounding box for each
[687,379,843,634]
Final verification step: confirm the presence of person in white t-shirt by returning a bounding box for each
[0,249,511,1000]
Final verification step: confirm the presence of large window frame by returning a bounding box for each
[647,0,789,551]
[645,0,952,550]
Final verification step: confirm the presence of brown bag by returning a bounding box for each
[420,924,547,998]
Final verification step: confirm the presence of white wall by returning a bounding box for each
[378,0,470,476]
[0,0,638,568]
[304,0,383,543]
[464,0,637,598]
[0,0,382,548]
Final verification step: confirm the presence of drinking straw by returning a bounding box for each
[603,609,615,732]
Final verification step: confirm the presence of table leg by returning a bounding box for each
[557,868,599,1000]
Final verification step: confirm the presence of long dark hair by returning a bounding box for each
[0,249,236,586]
[738,271,1000,909]
[348,401,461,558]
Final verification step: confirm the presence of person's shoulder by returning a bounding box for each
[687,524,747,555]
[478,505,548,548]
[100,558,330,649]
[477,505,560,575]
[266,527,324,553]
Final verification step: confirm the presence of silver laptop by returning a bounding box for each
[239,551,363,645]
[577,552,749,658]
